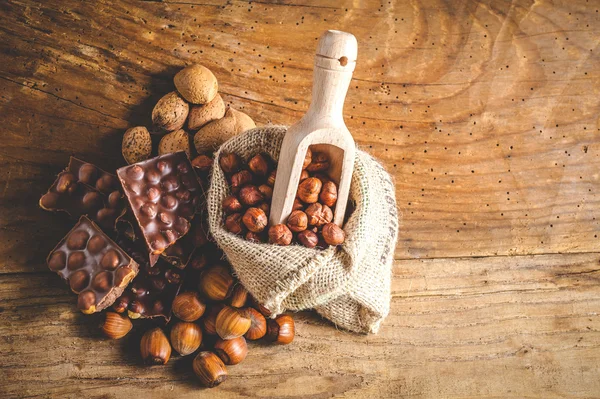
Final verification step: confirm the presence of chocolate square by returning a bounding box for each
[47,216,139,314]
[116,152,202,264]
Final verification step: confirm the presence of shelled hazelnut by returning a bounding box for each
[219,148,347,247]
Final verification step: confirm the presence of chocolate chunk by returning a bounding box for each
[112,237,181,322]
[39,157,127,231]
[46,216,139,314]
[116,152,202,264]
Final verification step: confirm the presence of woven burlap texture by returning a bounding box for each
[206,126,399,334]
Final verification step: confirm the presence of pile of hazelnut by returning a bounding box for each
[101,263,294,388]
[214,147,346,247]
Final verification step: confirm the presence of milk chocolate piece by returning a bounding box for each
[116,152,202,264]
[112,238,181,321]
[39,157,126,230]
[161,216,208,269]
[47,216,139,314]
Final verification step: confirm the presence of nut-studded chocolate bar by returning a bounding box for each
[47,216,139,314]
[161,216,208,269]
[116,152,202,264]
[112,238,182,322]
[40,157,126,230]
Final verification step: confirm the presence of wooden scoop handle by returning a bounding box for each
[270,30,357,227]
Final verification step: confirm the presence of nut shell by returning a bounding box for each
[170,322,203,356]
[158,129,191,157]
[266,314,295,345]
[188,93,226,130]
[198,264,234,301]
[152,91,189,132]
[214,336,248,365]
[194,108,237,154]
[202,304,224,335]
[174,64,218,104]
[172,291,206,322]
[193,351,228,388]
[215,305,251,340]
[140,327,171,365]
[101,312,132,339]
[230,108,256,133]
[229,284,249,308]
[122,127,152,165]
[241,307,267,340]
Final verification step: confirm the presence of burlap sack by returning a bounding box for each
[206,126,399,333]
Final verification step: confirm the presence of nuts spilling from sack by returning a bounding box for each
[41,64,295,389]
[219,148,346,247]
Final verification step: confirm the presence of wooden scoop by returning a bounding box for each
[270,30,358,227]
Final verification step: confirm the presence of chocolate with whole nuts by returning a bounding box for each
[220,149,347,247]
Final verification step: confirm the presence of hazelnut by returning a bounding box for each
[239,185,264,207]
[193,351,228,388]
[313,173,331,184]
[214,336,248,365]
[258,202,270,215]
[268,224,293,245]
[198,264,234,301]
[172,292,206,322]
[322,223,345,245]
[299,170,310,182]
[101,312,132,339]
[242,207,268,233]
[229,284,249,308]
[303,147,312,169]
[140,328,171,365]
[258,184,273,199]
[170,322,203,356]
[297,177,322,203]
[240,307,267,340]
[319,181,338,207]
[202,304,224,335]
[286,210,308,233]
[215,305,251,340]
[266,314,295,345]
[222,195,243,214]
[191,155,213,173]
[248,154,270,177]
[250,296,272,317]
[292,198,304,211]
[306,152,330,172]
[224,213,245,235]
[219,153,242,174]
[230,170,253,193]
[267,170,277,186]
[245,231,264,243]
[305,203,333,227]
[297,230,319,248]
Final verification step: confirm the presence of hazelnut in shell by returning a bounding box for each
[193,351,228,388]
[202,304,224,335]
[229,284,249,308]
[215,305,251,340]
[266,314,295,345]
[172,291,206,322]
[170,322,203,356]
[241,307,267,340]
[101,311,132,339]
[140,327,171,365]
[214,336,248,365]
[198,264,234,301]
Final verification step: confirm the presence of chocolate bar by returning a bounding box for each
[116,152,202,263]
[112,238,182,322]
[47,216,139,314]
[40,157,126,230]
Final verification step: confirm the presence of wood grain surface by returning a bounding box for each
[1,0,600,397]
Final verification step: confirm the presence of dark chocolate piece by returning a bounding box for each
[116,152,202,263]
[40,157,126,230]
[47,216,139,314]
[112,238,181,322]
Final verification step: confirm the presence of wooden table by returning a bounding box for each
[1,0,599,397]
